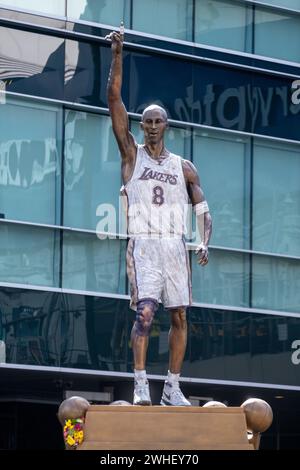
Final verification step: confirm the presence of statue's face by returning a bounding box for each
[141,108,168,145]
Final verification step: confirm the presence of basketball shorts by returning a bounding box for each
[126,237,192,311]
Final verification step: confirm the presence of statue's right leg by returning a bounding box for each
[131,299,158,405]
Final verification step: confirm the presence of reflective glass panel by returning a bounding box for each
[0,26,65,100]
[0,288,61,366]
[252,255,300,313]
[187,307,300,385]
[253,139,300,257]
[0,223,59,287]
[132,0,193,41]
[128,52,193,123]
[67,0,129,27]
[63,111,121,231]
[61,295,129,370]
[1,287,300,386]
[255,7,300,62]
[64,39,114,109]
[0,97,62,225]
[0,0,65,16]
[62,231,127,295]
[192,249,250,308]
[193,129,250,250]
[195,0,252,52]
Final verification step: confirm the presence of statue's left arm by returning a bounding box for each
[182,160,212,266]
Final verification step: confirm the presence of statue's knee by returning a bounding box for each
[135,300,158,336]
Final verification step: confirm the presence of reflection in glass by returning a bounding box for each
[61,296,129,371]
[67,0,129,27]
[0,26,65,99]
[0,223,60,287]
[192,249,250,308]
[0,97,62,225]
[255,7,300,62]
[63,111,121,231]
[171,305,300,384]
[128,52,193,123]
[62,231,126,295]
[195,0,252,52]
[252,255,300,313]
[0,288,61,366]
[132,0,193,41]
[64,38,113,108]
[253,140,300,257]
[189,308,226,363]
[193,129,250,250]
[0,0,65,16]
[1,287,300,385]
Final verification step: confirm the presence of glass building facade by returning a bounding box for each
[0,0,300,449]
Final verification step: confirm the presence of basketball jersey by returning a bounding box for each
[122,144,189,238]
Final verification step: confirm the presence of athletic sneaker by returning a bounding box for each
[133,379,152,406]
[160,381,191,406]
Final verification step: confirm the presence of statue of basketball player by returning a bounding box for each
[106,25,212,406]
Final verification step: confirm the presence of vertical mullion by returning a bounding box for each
[130,0,133,30]
[249,137,254,308]
[192,0,196,43]
[252,3,255,55]
[59,106,66,289]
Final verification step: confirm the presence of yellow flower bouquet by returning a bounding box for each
[63,418,84,449]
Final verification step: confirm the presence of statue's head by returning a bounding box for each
[141,104,169,145]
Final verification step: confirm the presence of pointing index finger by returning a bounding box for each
[120,21,124,41]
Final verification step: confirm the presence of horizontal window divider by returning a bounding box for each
[0,14,101,43]
[1,2,300,39]
[67,18,300,75]
[116,29,300,76]
[1,218,300,261]
[177,377,300,392]
[1,90,110,114]
[204,244,300,261]
[2,90,300,146]
[0,217,128,239]
[0,13,300,78]
[0,281,130,300]
[241,0,300,16]
[146,120,300,146]
[0,281,299,318]
[1,362,300,392]
[192,301,300,318]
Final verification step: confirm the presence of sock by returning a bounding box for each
[134,369,147,383]
[167,370,180,386]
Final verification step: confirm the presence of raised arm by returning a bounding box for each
[182,160,212,265]
[106,27,136,173]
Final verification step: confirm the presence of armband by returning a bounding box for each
[194,201,209,216]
